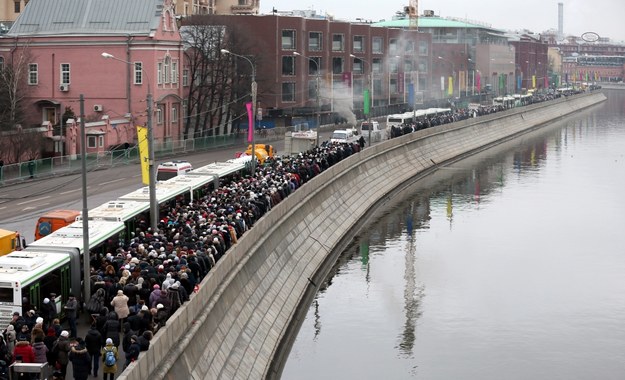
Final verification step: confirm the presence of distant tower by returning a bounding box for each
[558,2,563,38]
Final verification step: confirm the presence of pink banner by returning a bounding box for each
[476,72,481,92]
[245,102,253,143]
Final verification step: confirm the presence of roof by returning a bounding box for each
[7,0,163,36]
[373,16,501,33]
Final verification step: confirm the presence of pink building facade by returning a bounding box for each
[0,0,185,156]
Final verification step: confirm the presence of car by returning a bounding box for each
[330,129,358,144]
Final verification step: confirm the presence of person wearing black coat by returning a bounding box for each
[69,338,91,380]
[101,312,121,348]
[84,325,103,377]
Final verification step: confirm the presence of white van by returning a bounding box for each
[360,120,383,143]
[156,160,193,181]
[330,129,358,144]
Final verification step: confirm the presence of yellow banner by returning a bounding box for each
[136,126,149,185]
[532,75,536,89]
[447,76,453,96]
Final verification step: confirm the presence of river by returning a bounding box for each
[281,89,625,380]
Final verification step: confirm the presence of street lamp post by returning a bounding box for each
[350,54,372,144]
[221,49,256,176]
[438,56,455,99]
[101,52,158,232]
[293,52,321,146]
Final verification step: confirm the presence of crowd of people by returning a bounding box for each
[1,140,366,379]
[0,92,570,379]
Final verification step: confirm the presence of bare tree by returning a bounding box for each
[182,16,266,139]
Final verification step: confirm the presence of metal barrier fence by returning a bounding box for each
[0,132,248,186]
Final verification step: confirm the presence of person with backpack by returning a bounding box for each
[101,338,118,380]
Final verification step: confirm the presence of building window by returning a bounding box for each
[406,40,415,53]
[389,39,398,55]
[307,57,321,75]
[282,82,295,102]
[389,58,399,73]
[282,56,295,76]
[332,34,344,52]
[157,62,163,85]
[87,136,103,148]
[372,37,383,54]
[171,105,178,123]
[372,58,382,74]
[418,61,428,72]
[418,41,428,56]
[183,69,189,86]
[60,63,70,84]
[404,59,414,72]
[171,61,178,84]
[182,99,187,118]
[309,32,322,51]
[156,107,163,124]
[134,62,143,84]
[307,80,317,100]
[353,58,364,74]
[28,63,38,85]
[14,1,20,13]
[332,57,344,74]
[164,56,171,83]
[353,36,364,53]
[282,30,295,50]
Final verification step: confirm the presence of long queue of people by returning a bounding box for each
[0,140,367,380]
[388,92,564,139]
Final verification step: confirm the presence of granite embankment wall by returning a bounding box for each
[119,91,606,380]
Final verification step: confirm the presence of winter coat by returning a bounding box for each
[102,319,121,347]
[55,336,71,365]
[84,328,103,356]
[13,341,35,363]
[69,346,91,380]
[100,344,118,374]
[110,294,130,319]
[32,341,48,363]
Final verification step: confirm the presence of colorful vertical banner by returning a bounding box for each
[532,75,536,89]
[517,75,522,91]
[440,76,445,91]
[245,102,253,143]
[398,72,404,94]
[476,72,481,92]
[363,89,371,116]
[544,75,548,88]
[447,76,453,96]
[408,84,415,106]
[136,126,149,185]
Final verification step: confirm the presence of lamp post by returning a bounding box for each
[221,49,256,176]
[293,52,321,146]
[350,54,372,144]
[101,52,158,232]
[438,56,455,98]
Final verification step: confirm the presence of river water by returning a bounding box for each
[282,90,625,380]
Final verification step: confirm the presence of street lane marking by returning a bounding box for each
[60,186,91,195]
[101,178,126,185]
[17,196,51,205]
[23,203,50,210]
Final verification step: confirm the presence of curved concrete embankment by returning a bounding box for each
[119,91,606,380]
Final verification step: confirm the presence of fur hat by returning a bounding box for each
[60,331,69,338]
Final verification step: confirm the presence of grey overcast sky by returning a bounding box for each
[260,0,625,43]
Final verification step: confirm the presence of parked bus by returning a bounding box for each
[386,113,414,129]
[35,209,81,240]
[156,160,193,181]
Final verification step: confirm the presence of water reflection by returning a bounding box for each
[283,91,625,380]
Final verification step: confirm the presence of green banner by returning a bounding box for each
[364,89,371,116]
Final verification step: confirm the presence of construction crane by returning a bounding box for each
[404,0,418,30]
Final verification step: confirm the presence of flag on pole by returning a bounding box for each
[245,102,253,143]
[136,126,149,185]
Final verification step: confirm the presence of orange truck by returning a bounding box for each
[0,228,23,256]
[35,209,81,240]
